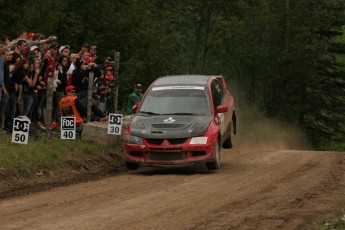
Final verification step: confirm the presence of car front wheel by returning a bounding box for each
[206,139,220,170]
[222,124,233,149]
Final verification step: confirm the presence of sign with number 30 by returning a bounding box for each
[107,114,123,135]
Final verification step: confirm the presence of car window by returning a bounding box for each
[139,87,211,115]
[211,80,225,108]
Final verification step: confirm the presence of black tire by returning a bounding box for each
[222,124,233,149]
[206,140,220,170]
[126,161,139,170]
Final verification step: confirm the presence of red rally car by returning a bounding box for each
[123,75,236,170]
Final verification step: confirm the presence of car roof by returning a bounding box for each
[154,75,217,86]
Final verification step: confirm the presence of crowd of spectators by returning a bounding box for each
[0,30,117,133]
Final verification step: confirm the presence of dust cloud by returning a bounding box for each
[232,107,311,151]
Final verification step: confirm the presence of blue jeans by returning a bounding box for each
[28,93,37,121]
[4,92,16,131]
[22,94,34,117]
[0,93,9,129]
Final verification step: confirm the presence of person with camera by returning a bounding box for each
[71,53,101,101]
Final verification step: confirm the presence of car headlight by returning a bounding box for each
[125,135,144,144]
[190,137,208,145]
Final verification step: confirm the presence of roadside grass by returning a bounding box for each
[0,132,111,172]
[318,210,345,230]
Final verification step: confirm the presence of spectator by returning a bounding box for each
[27,32,35,40]
[105,66,115,80]
[70,58,87,99]
[4,57,24,132]
[31,58,46,130]
[76,42,89,59]
[59,85,107,134]
[0,41,5,53]
[0,46,4,101]
[88,92,108,122]
[59,85,84,134]
[54,55,69,122]
[127,83,143,114]
[21,58,38,117]
[6,31,54,50]
[34,42,58,128]
[95,84,108,114]
[93,69,106,93]
[39,38,51,57]
[72,55,99,101]
[13,40,27,59]
[80,51,91,64]
[2,35,11,46]
[98,56,113,71]
[90,45,98,62]
[0,48,13,130]
[29,46,41,59]
[40,42,58,84]
[28,58,41,123]
[59,45,71,58]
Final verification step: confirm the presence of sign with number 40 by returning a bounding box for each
[108,114,123,135]
[61,117,76,140]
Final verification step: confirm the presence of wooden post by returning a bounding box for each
[45,78,54,138]
[86,71,94,123]
[114,52,120,113]
[113,52,121,154]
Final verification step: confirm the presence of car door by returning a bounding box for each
[211,79,229,136]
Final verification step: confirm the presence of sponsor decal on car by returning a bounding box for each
[163,117,175,123]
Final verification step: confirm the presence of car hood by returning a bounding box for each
[130,115,212,139]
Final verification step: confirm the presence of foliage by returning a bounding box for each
[0,0,344,150]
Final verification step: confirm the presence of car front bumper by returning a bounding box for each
[123,138,217,166]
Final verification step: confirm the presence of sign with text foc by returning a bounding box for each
[108,114,123,135]
[12,117,31,144]
[61,117,76,140]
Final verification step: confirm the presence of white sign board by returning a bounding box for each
[108,114,123,135]
[12,117,30,144]
[60,117,76,140]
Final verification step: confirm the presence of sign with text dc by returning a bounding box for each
[108,114,123,135]
[12,117,30,144]
[61,117,76,140]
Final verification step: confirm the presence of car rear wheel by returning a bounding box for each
[126,161,139,170]
[206,140,220,170]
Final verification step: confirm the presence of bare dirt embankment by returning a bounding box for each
[0,114,344,229]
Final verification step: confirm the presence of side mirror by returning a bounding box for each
[216,105,228,113]
[132,102,141,114]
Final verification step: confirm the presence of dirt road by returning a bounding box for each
[0,148,344,229]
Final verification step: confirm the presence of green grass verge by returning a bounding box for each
[0,132,110,171]
[318,210,345,229]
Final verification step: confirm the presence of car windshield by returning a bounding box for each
[139,86,211,116]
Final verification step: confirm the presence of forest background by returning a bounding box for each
[0,0,344,150]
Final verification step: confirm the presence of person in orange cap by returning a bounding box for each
[59,85,84,126]
[59,85,107,134]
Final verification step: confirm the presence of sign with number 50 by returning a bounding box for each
[12,117,31,145]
